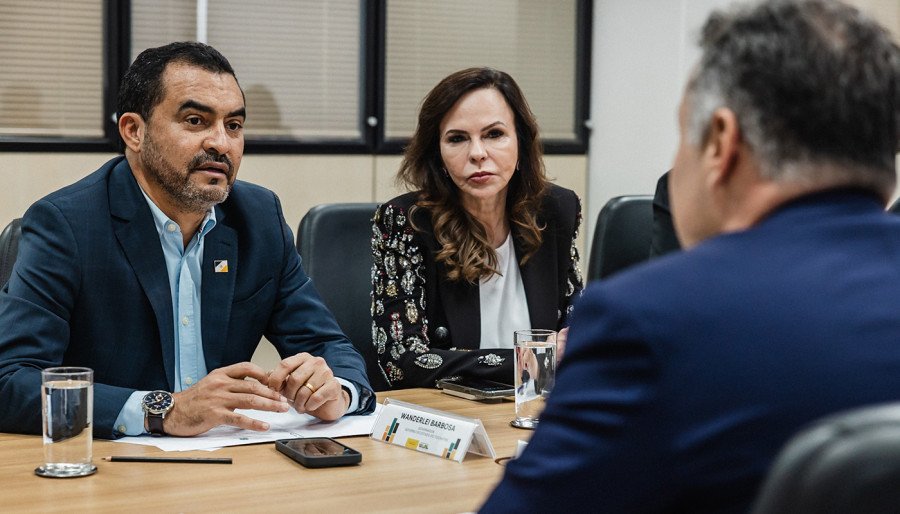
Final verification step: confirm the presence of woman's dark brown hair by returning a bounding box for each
[397,67,549,283]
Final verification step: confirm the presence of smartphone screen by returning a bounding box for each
[281,438,356,457]
[276,437,362,468]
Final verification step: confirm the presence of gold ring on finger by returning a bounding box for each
[304,382,318,393]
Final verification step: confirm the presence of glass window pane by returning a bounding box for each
[0,0,104,138]
[131,0,362,141]
[131,0,196,59]
[385,0,578,141]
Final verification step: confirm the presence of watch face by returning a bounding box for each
[143,391,174,414]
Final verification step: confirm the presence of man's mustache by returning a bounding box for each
[188,152,234,179]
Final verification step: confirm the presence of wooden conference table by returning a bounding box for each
[0,388,527,513]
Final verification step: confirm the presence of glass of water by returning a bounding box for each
[35,367,96,478]
[511,329,557,429]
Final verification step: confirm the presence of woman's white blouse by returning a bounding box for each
[479,232,530,349]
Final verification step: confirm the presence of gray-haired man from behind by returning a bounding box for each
[482,0,900,512]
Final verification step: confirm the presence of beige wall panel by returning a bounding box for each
[251,339,281,371]
[850,0,900,201]
[846,0,900,39]
[545,155,587,200]
[374,155,405,202]
[545,155,589,261]
[235,154,375,232]
[0,153,117,223]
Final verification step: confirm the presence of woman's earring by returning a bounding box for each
[442,167,449,178]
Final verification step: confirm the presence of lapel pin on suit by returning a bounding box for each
[214,260,229,273]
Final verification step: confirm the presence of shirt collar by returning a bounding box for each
[138,187,217,239]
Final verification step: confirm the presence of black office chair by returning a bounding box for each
[752,402,900,514]
[0,218,22,288]
[587,195,654,281]
[297,203,390,391]
[889,198,900,214]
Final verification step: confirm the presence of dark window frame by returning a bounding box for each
[0,0,592,155]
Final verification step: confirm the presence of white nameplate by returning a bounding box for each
[370,398,496,462]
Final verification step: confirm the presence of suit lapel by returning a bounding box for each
[517,226,558,330]
[432,223,560,347]
[416,218,481,350]
[436,267,480,350]
[200,206,237,370]
[108,159,177,390]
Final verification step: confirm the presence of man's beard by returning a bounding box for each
[141,132,234,214]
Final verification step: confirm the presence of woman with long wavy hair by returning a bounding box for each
[371,67,583,388]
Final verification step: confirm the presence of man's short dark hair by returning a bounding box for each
[687,0,900,194]
[117,42,239,123]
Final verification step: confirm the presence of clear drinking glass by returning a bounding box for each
[35,367,96,478]
[511,329,557,429]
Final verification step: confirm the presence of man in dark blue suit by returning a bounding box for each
[0,42,374,439]
[482,1,900,512]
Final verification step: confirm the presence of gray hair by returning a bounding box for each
[686,0,900,195]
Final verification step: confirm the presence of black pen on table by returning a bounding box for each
[103,456,232,464]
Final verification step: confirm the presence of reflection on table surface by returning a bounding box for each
[0,388,526,513]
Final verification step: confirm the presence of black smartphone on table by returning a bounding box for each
[275,437,362,468]
[436,377,515,400]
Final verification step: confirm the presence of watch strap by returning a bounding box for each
[147,412,166,436]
